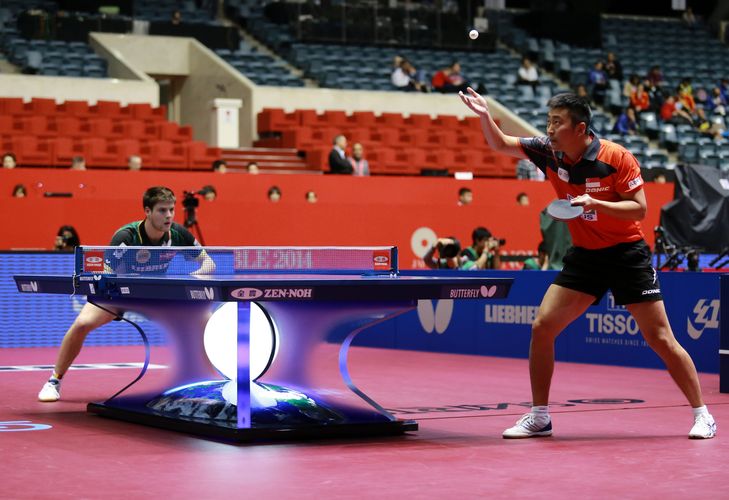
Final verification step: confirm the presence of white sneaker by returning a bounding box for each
[38,380,61,402]
[503,413,553,439]
[689,413,716,439]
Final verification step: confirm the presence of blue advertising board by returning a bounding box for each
[0,253,722,374]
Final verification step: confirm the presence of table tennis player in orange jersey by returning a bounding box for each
[459,88,715,439]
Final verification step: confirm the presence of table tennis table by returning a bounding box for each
[15,246,513,442]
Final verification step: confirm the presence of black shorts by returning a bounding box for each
[554,240,663,305]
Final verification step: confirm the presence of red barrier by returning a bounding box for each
[0,168,673,268]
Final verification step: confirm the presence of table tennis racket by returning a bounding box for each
[546,199,584,221]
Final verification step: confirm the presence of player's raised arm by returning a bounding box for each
[459,87,527,159]
[191,248,216,275]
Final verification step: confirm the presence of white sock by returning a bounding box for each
[692,405,709,417]
[532,405,549,418]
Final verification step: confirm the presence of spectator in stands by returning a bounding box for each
[200,185,217,201]
[128,155,142,171]
[613,107,639,135]
[54,225,80,252]
[516,158,545,180]
[660,94,694,125]
[305,191,318,203]
[653,173,667,184]
[523,241,549,270]
[3,152,17,169]
[683,7,697,29]
[575,84,592,105]
[70,156,86,170]
[391,59,428,92]
[12,183,27,197]
[695,87,710,109]
[432,62,469,93]
[171,10,182,25]
[709,87,727,116]
[630,83,650,113]
[424,237,463,269]
[678,78,696,113]
[647,66,666,88]
[720,78,729,102]
[212,159,227,173]
[588,60,608,105]
[623,74,640,100]
[516,57,539,89]
[516,192,530,206]
[268,186,281,202]
[443,61,470,93]
[460,227,501,270]
[694,107,714,136]
[604,52,623,81]
[247,161,259,174]
[457,187,472,206]
[328,134,353,174]
[348,143,369,176]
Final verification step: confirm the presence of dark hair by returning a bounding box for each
[268,185,281,197]
[57,225,80,248]
[305,191,316,199]
[12,183,26,196]
[458,187,472,196]
[471,226,492,244]
[537,241,547,254]
[547,92,592,128]
[212,159,227,170]
[200,185,217,196]
[516,192,528,201]
[246,161,258,167]
[142,186,175,210]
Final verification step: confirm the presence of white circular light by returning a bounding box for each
[203,302,277,381]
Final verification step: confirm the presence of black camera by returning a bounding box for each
[440,237,461,258]
[182,190,200,209]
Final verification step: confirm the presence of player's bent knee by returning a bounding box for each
[531,317,560,340]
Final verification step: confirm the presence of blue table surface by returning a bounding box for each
[16,273,513,285]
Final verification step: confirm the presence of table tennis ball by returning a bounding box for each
[469,29,479,40]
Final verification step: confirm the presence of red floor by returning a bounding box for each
[1,345,728,498]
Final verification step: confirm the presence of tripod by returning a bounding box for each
[184,206,206,246]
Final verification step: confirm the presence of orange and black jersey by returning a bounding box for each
[519,132,646,249]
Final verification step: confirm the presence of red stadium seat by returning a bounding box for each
[82,137,122,167]
[257,108,298,133]
[90,100,122,117]
[125,103,166,121]
[376,113,405,128]
[400,129,427,146]
[433,115,460,129]
[322,110,348,128]
[57,100,91,117]
[0,97,26,116]
[142,140,187,169]
[349,111,377,127]
[25,98,58,115]
[306,148,328,170]
[187,141,221,170]
[46,117,85,139]
[51,137,85,166]
[405,114,432,128]
[3,135,53,166]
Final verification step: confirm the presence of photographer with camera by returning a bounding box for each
[424,236,463,269]
[460,226,503,270]
[53,225,81,252]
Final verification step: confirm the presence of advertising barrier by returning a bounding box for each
[1,253,721,374]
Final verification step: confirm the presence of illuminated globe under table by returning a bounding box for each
[15,246,513,442]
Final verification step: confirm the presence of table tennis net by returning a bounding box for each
[75,246,398,275]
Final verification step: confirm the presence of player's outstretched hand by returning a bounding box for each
[459,87,490,117]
